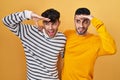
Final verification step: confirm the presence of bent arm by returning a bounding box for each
[2,10,32,37]
[91,18,117,56]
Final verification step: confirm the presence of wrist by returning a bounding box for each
[89,15,94,20]
[24,10,32,19]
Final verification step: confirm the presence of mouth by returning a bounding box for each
[77,27,84,32]
[48,30,55,37]
[76,27,87,35]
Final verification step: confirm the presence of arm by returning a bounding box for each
[80,14,116,55]
[57,53,64,80]
[57,42,66,79]
[2,10,32,36]
[2,10,50,37]
[91,17,116,56]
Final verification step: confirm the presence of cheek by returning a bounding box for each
[83,24,89,28]
[75,23,80,28]
[53,25,59,29]
[44,25,52,31]
[44,25,48,30]
[83,22,90,27]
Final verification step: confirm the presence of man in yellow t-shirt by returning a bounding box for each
[62,8,116,80]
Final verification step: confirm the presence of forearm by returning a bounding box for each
[2,10,33,37]
[2,10,32,27]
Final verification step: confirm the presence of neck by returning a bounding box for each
[76,32,89,37]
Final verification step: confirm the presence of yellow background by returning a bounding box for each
[0,0,120,80]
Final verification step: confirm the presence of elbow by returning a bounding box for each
[111,47,117,55]
[103,45,117,55]
[2,17,7,26]
[110,50,116,55]
[107,47,117,55]
[111,43,117,55]
[105,41,117,55]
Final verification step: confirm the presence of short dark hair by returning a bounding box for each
[75,8,90,15]
[41,8,60,23]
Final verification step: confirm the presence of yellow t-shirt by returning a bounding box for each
[62,18,116,80]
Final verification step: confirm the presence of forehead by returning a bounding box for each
[43,20,59,23]
[74,15,86,20]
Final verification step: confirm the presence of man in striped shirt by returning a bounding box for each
[2,9,66,80]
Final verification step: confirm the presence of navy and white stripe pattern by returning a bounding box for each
[2,10,66,80]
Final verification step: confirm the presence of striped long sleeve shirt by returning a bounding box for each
[2,10,66,80]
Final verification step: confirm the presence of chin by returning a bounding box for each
[77,31,86,35]
[49,35,55,38]
[77,30,87,35]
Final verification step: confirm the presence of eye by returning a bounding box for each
[52,22,57,25]
[83,19,90,24]
[76,20,80,23]
[44,21,50,25]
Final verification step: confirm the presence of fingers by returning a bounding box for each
[39,16,50,21]
[80,15,94,20]
[31,12,50,22]
[38,25,43,31]
[31,12,50,27]
[35,21,39,27]
[34,20,43,32]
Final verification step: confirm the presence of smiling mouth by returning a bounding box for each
[48,30,55,36]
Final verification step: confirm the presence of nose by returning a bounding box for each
[49,24,53,29]
[79,23,83,28]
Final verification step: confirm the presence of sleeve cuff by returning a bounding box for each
[24,10,32,19]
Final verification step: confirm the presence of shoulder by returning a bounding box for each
[64,29,74,33]
[89,33,101,41]
[64,29,75,37]
[57,32,66,38]
[57,32,67,40]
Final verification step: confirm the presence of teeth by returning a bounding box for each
[49,31,53,33]
[49,31,54,35]
[49,30,54,33]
